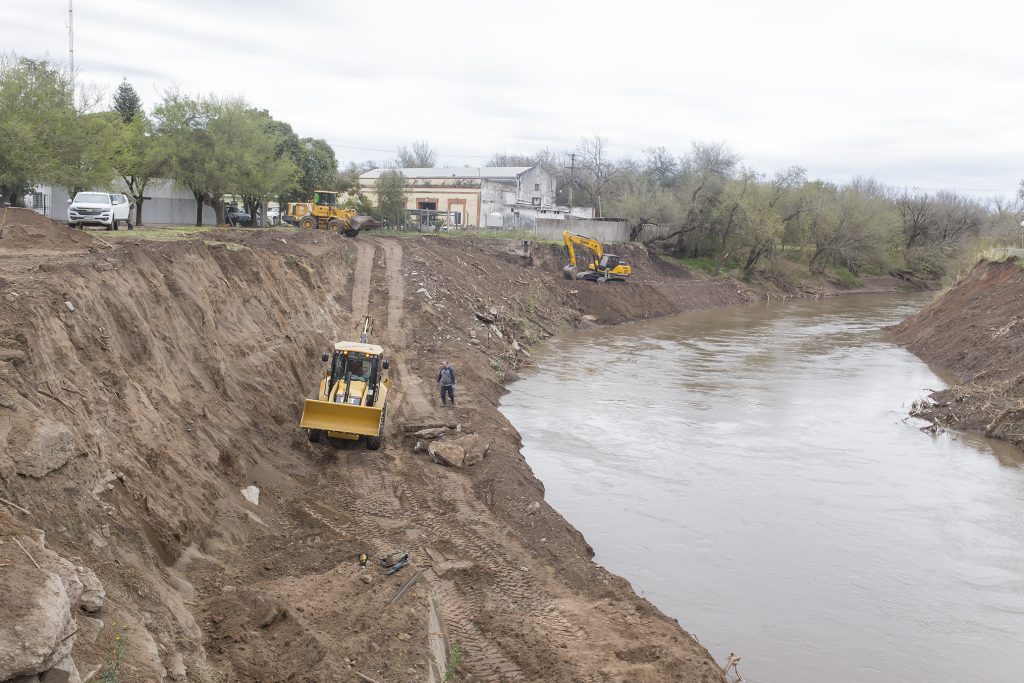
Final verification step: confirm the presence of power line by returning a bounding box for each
[324,141,495,159]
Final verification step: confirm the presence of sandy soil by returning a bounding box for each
[0,216,765,682]
[891,258,1024,449]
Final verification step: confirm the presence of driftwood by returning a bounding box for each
[0,496,30,515]
[14,537,41,570]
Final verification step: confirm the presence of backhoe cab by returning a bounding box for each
[286,190,378,237]
[300,317,390,449]
[562,230,632,282]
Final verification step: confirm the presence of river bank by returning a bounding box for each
[892,258,1024,451]
[1,210,778,682]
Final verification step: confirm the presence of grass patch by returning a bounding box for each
[96,226,209,241]
[97,622,129,682]
[657,254,741,273]
[444,642,464,682]
[830,265,862,289]
[203,240,248,251]
[375,228,559,243]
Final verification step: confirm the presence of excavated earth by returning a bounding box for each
[0,208,760,683]
[892,258,1024,450]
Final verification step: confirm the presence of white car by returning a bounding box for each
[266,206,280,226]
[67,192,133,230]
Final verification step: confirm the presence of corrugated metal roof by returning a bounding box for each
[359,167,532,180]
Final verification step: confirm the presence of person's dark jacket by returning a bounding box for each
[437,366,456,386]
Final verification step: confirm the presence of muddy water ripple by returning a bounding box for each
[500,293,1024,683]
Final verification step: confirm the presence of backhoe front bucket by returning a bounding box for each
[300,399,383,437]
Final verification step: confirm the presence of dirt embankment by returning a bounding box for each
[892,258,1024,448]
[0,219,749,682]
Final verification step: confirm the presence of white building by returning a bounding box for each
[359,166,569,229]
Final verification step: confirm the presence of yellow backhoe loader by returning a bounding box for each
[286,190,378,237]
[300,316,390,449]
[562,230,632,282]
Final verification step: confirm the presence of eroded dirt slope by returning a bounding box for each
[0,223,746,682]
[892,258,1024,448]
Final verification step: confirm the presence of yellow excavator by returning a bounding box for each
[562,230,632,282]
[300,316,390,449]
[286,190,377,237]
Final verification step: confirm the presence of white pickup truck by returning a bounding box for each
[67,192,133,230]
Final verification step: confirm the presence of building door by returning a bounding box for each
[416,200,437,228]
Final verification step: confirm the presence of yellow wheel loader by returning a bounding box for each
[300,317,391,449]
[562,230,632,282]
[286,190,378,237]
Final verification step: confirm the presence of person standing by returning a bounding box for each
[437,361,456,407]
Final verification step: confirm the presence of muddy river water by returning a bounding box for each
[500,293,1024,683]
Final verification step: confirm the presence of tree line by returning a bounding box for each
[484,137,1024,281]
[0,55,343,226]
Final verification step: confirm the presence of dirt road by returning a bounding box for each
[0,211,748,682]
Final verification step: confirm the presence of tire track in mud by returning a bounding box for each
[302,237,578,681]
[349,239,377,321]
[372,237,435,421]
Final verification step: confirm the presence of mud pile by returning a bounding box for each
[892,258,1024,448]
[1,219,745,682]
[0,207,97,251]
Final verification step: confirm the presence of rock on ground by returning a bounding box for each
[428,441,466,468]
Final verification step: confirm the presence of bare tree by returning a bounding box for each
[896,191,936,249]
[642,146,680,187]
[487,152,537,167]
[574,136,621,216]
[396,140,437,167]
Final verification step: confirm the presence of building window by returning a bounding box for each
[534,183,540,191]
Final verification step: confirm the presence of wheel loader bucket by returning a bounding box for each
[300,399,384,437]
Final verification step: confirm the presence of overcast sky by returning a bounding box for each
[7,0,1023,197]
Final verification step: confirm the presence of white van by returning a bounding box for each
[67,192,133,230]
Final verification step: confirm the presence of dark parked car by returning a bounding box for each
[225,206,251,226]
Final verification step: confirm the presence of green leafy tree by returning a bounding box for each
[50,109,119,194]
[375,170,408,228]
[298,138,338,196]
[609,176,677,241]
[112,78,142,123]
[0,56,76,203]
[111,114,163,225]
[210,105,299,225]
[152,90,214,225]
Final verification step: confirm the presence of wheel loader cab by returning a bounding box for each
[326,347,382,407]
[313,191,337,207]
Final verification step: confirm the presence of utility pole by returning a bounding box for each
[68,0,75,108]
[565,153,576,213]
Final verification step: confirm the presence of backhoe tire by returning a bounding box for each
[327,218,343,234]
[307,428,322,443]
[343,226,360,237]
[365,406,386,450]
[299,215,316,230]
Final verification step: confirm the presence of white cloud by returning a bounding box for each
[7,0,1023,195]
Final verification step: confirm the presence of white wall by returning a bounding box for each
[533,218,630,243]
[113,179,216,226]
[33,180,217,225]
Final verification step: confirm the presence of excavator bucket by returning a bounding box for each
[562,264,577,280]
[300,399,384,437]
